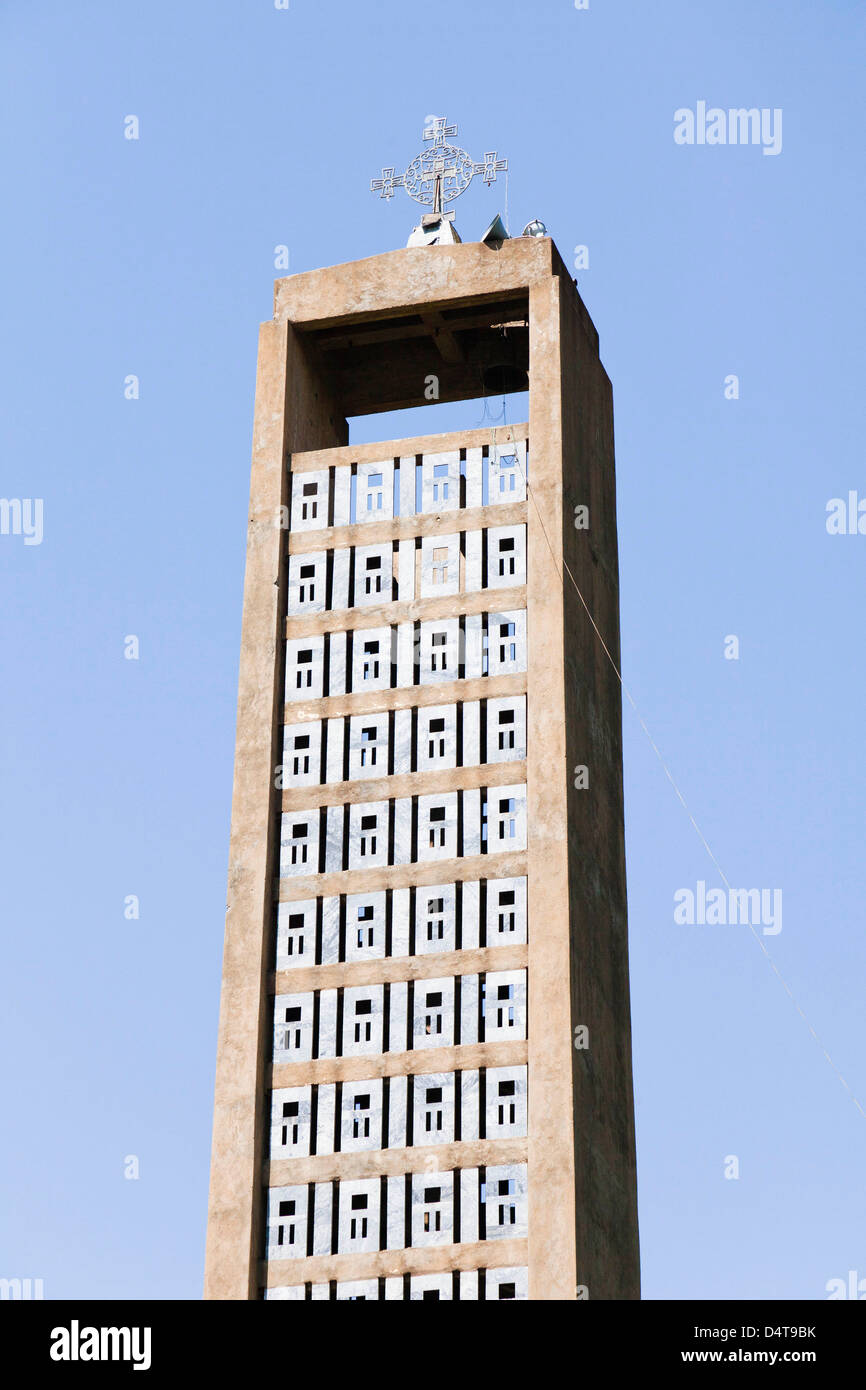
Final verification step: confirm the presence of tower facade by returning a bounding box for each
[204,236,639,1301]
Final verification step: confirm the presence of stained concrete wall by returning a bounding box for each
[205,239,638,1302]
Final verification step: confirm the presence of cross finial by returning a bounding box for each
[371,167,405,201]
[370,116,508,218]
[474,151,508,186]
[423,115,458,147]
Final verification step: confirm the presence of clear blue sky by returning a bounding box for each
[2,0,865,1300]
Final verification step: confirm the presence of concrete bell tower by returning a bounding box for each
[204,179,640,1301]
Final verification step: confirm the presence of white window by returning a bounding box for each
[496,1178,517,1226]
[359,814,378,857]
[495,983,516,1029]
[360,726,378,768]
[299,563,316,603]
[354,999,373,1044]
[356,903,375,950]
[498,890,515,933]
[424,1086,444,1133]
[424,991,443,1036]
[282,1004,303,1050]
[284,911,306,957]
[277,1197,299,1248]
[425,896,444,942]
[280,1099,300,1146]
[428,806,446,849]
[350,1194,368,1240]
[432,463,449,503]
[499,622,516,663]
[423,1186,443,1232]
[497,709,515,751]
[362,641,380,681]
[497,1080,516,1126]
[352,1094,371,1139]
[427,718,446,759]
[497,538,515,578]
[301,481,318,520]
[431,632,447,672]
[365,555,382,595]
[497,455,517,494]
[366,472,384,511]
[290,822,309,865]
[295,648,314,688]
[431,546,449,584]
[292,733,311,775]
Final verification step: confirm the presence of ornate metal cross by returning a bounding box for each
[371,116,507,216]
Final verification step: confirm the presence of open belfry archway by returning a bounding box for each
[204,181,639,1300]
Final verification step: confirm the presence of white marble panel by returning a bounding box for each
[287,551,327,614]
[416,790,458,862]
[317,988,339,1059]
[342,984,385,1056]
[267,1184,308,1261]
[485,1065,528,1139]
[483,969,527,1043]
[486,875,527,945]
[273,992,314,1064]
[279,810,319,878]
[281,719,322,788]
[460,1068,480,1142]
[412,976,455,1050]
[416,703,457,773]
[284,635,324,703]
[316,1081,336,1156]
[340,1077,383,1152]
[290,467,329,531]
[270,1085,312,1159]
[410,1170,454,1247]
[276,899,317,970]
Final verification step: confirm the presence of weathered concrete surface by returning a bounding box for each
[205,238,639,1301]
[204,323,346,1301]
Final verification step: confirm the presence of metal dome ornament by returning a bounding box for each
[372,116,507,217]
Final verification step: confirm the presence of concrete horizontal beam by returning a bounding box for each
[270,1038,528,1088]
[276,849,528,902]
[262,1236,529,1289]
[289,423,529,474]
[288,501,527,554]
[285,584,526,638]
[280,760,526,811]
[272,942,528,994]
[274,238,554,327]
[283,671,526,724]
[267,1136,527,1187]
